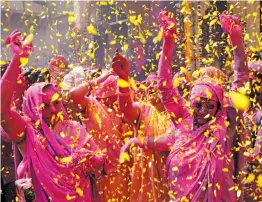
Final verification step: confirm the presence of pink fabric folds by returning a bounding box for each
[16,83,104,202]
[166,79,236,202]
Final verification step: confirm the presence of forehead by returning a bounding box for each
[42,86,58,103]
[193,97,217,104]
[190,84,218,101]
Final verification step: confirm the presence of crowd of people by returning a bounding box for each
[1,9,261,202]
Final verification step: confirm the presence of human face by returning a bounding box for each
[192,98,218,125]
[145,80,161,105]
[42,86,63,127]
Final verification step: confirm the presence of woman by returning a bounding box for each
[1,30,114,202]
[121,10,248,201]
[112,53,172,201]
[69,73,131,201]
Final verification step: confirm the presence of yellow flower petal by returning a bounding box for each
[23,33,34,46]
[20,58,29,67]
[86,24,98,35]
[229,91,250,111]
[119,152,130,164]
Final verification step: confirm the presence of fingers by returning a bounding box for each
[10,31,22,42]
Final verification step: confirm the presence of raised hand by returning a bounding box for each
[15,178,33,190]
[111,49,130,81]
[219,11,241,35]
[6,29,33,58]
[157,8,177,37]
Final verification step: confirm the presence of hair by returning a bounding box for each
[23,67,50,87]
[1,62,10,78]
[42,83,57,93]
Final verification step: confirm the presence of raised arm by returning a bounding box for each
[112,50,141,123]
[157,9,188,125]
[1,30,33,143]
[69,71,112,111]
[220,13,248,200]
[219,11,248,91]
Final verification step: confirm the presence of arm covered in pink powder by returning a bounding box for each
[146,134,176,152]
[69,71,112,111]
[220,12,248,200]
[219,11,248,90]
[1,30,33,143]
[157,10,188,126]
[111,50,141,123]
[71,138,105,175]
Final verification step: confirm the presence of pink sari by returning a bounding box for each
[16,83,105,202]
[161,78,236,201]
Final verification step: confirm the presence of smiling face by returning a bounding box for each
[145,79,161,106]
[190,85,219,125]
[192,98,218,125]
[41,85,63,127]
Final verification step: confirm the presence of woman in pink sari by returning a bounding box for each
[121,10,248,201]
[1,30,114,202]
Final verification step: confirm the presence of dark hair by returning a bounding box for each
[1,62,10,78]
[23,67,50,87]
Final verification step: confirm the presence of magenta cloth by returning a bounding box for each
[16,83,105,202]
[158,77,236,201]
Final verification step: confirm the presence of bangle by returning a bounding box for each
[117,90,130,96]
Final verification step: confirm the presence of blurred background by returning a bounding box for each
[0,1,261,201]
[1,1,261,79]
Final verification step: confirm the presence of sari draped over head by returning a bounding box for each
[166,78,236,202]
[201,66,227,85]
[17,83,104,202]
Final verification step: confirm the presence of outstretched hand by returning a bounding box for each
[111,49,130,81]
[219,11,242,35]
[158,8,177,38]
[6,29,33,58]
[120,137,144,155]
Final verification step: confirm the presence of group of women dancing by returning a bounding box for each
[1,9,261,202]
